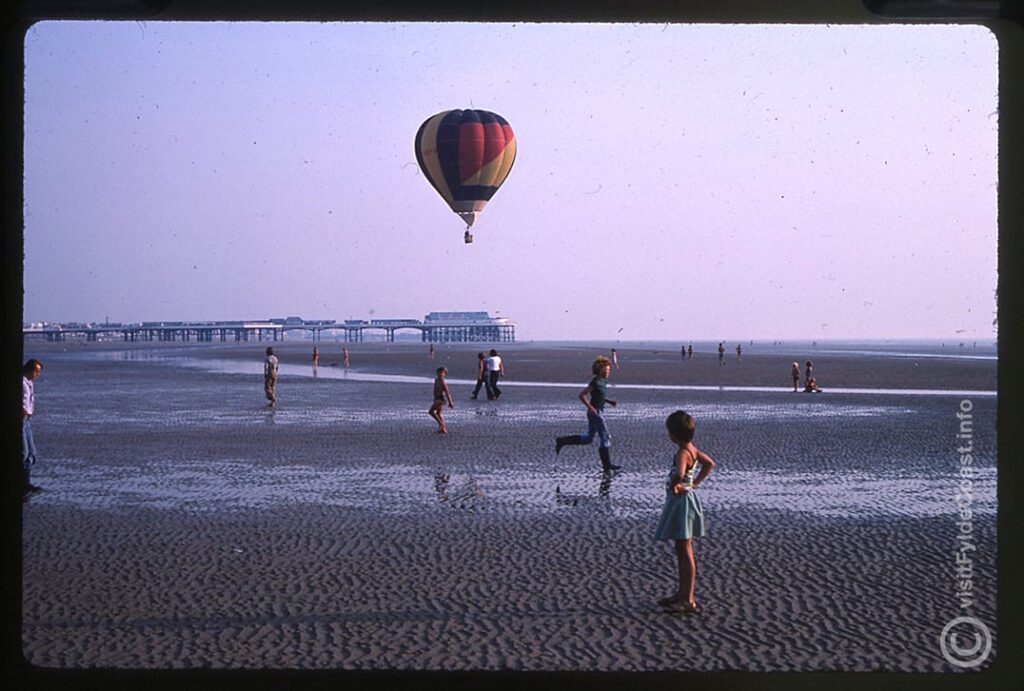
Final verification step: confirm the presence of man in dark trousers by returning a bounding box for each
[470,352,487,399]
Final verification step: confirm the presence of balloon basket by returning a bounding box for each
[464,230,474,243]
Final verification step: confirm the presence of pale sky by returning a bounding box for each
[23,21,998,341]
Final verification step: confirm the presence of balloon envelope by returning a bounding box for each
[414,109,516,229]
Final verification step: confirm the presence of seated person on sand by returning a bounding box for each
[803,377,822,393]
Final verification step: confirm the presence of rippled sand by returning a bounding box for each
[20,342,998,672]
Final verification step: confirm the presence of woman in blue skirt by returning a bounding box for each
[654,410,716,614]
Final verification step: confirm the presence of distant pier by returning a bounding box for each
[24,311,515,344]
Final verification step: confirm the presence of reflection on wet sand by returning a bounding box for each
[555,470,618,507]
[434,473,486,512]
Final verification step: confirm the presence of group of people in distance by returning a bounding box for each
[792,360,823,393]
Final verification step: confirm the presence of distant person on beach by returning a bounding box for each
[470,352,487,400]
[429,343,435,360]
[718,343,725,365]
[343,347,350,368]
[804,377,823,393]
[681,346,686,361]
[654,410,716,614]
[735,344,742,359]
[791,362,801,392]
[805,360,814,385]
[555,355,621,473]
[611,348,620,370]
[264,347,279,407]
[687,344,693,360]
[428,366,454,433]
[312,346,318,367]
[484,349,505,400]
[22,359,43,499]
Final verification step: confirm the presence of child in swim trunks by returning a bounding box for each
[428,366,454,433]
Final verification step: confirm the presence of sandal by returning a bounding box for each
[662,600,700,615]
[657,594,681,607]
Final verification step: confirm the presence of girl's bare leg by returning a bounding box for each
[675,539,696,605]
[428,404,446,433]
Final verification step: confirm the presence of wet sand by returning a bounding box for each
[190,339,998,391]
[19,341,998,672]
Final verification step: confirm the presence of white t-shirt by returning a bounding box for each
[485,355,502,372]
[265,355,279,377]
[23,376,35,415]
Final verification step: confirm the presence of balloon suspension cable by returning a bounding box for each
[464,228,473,243]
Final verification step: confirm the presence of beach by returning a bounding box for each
[19,340,998,672]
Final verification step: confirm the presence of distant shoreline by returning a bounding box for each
[27,337,998,393]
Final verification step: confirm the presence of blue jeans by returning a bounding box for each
[23,417,37,468]
[580,410,611,448]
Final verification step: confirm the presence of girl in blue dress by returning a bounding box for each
[654,410,716,614]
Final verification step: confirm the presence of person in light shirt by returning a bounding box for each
[483,349,505,400]
[22,359,43,499]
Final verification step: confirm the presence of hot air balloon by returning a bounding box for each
[414,109,516,243]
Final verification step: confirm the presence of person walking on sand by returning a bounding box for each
[735,343,742,359]
[428,366,454,433]
[611,348,620,370]
[264,347,279,407]
[718,342,725,365]
[470,352,486,400]
[791,362,801,392]
[22,359,43,499]
[555,355,621,473]
[312,346,319,367]
[429,343,435,360]
[654,410,716,614]
[687,344,693,360]
[804,360,814,386]
[681,345,686,361]
[343,346,350,368]
[484,349,505,400]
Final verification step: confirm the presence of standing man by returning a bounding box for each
[22,359,43,498]
[484,349,505,400]
[718,342,725,366]
[470,352,487,400]
[264,347,279,407]
[611,348,620,370]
